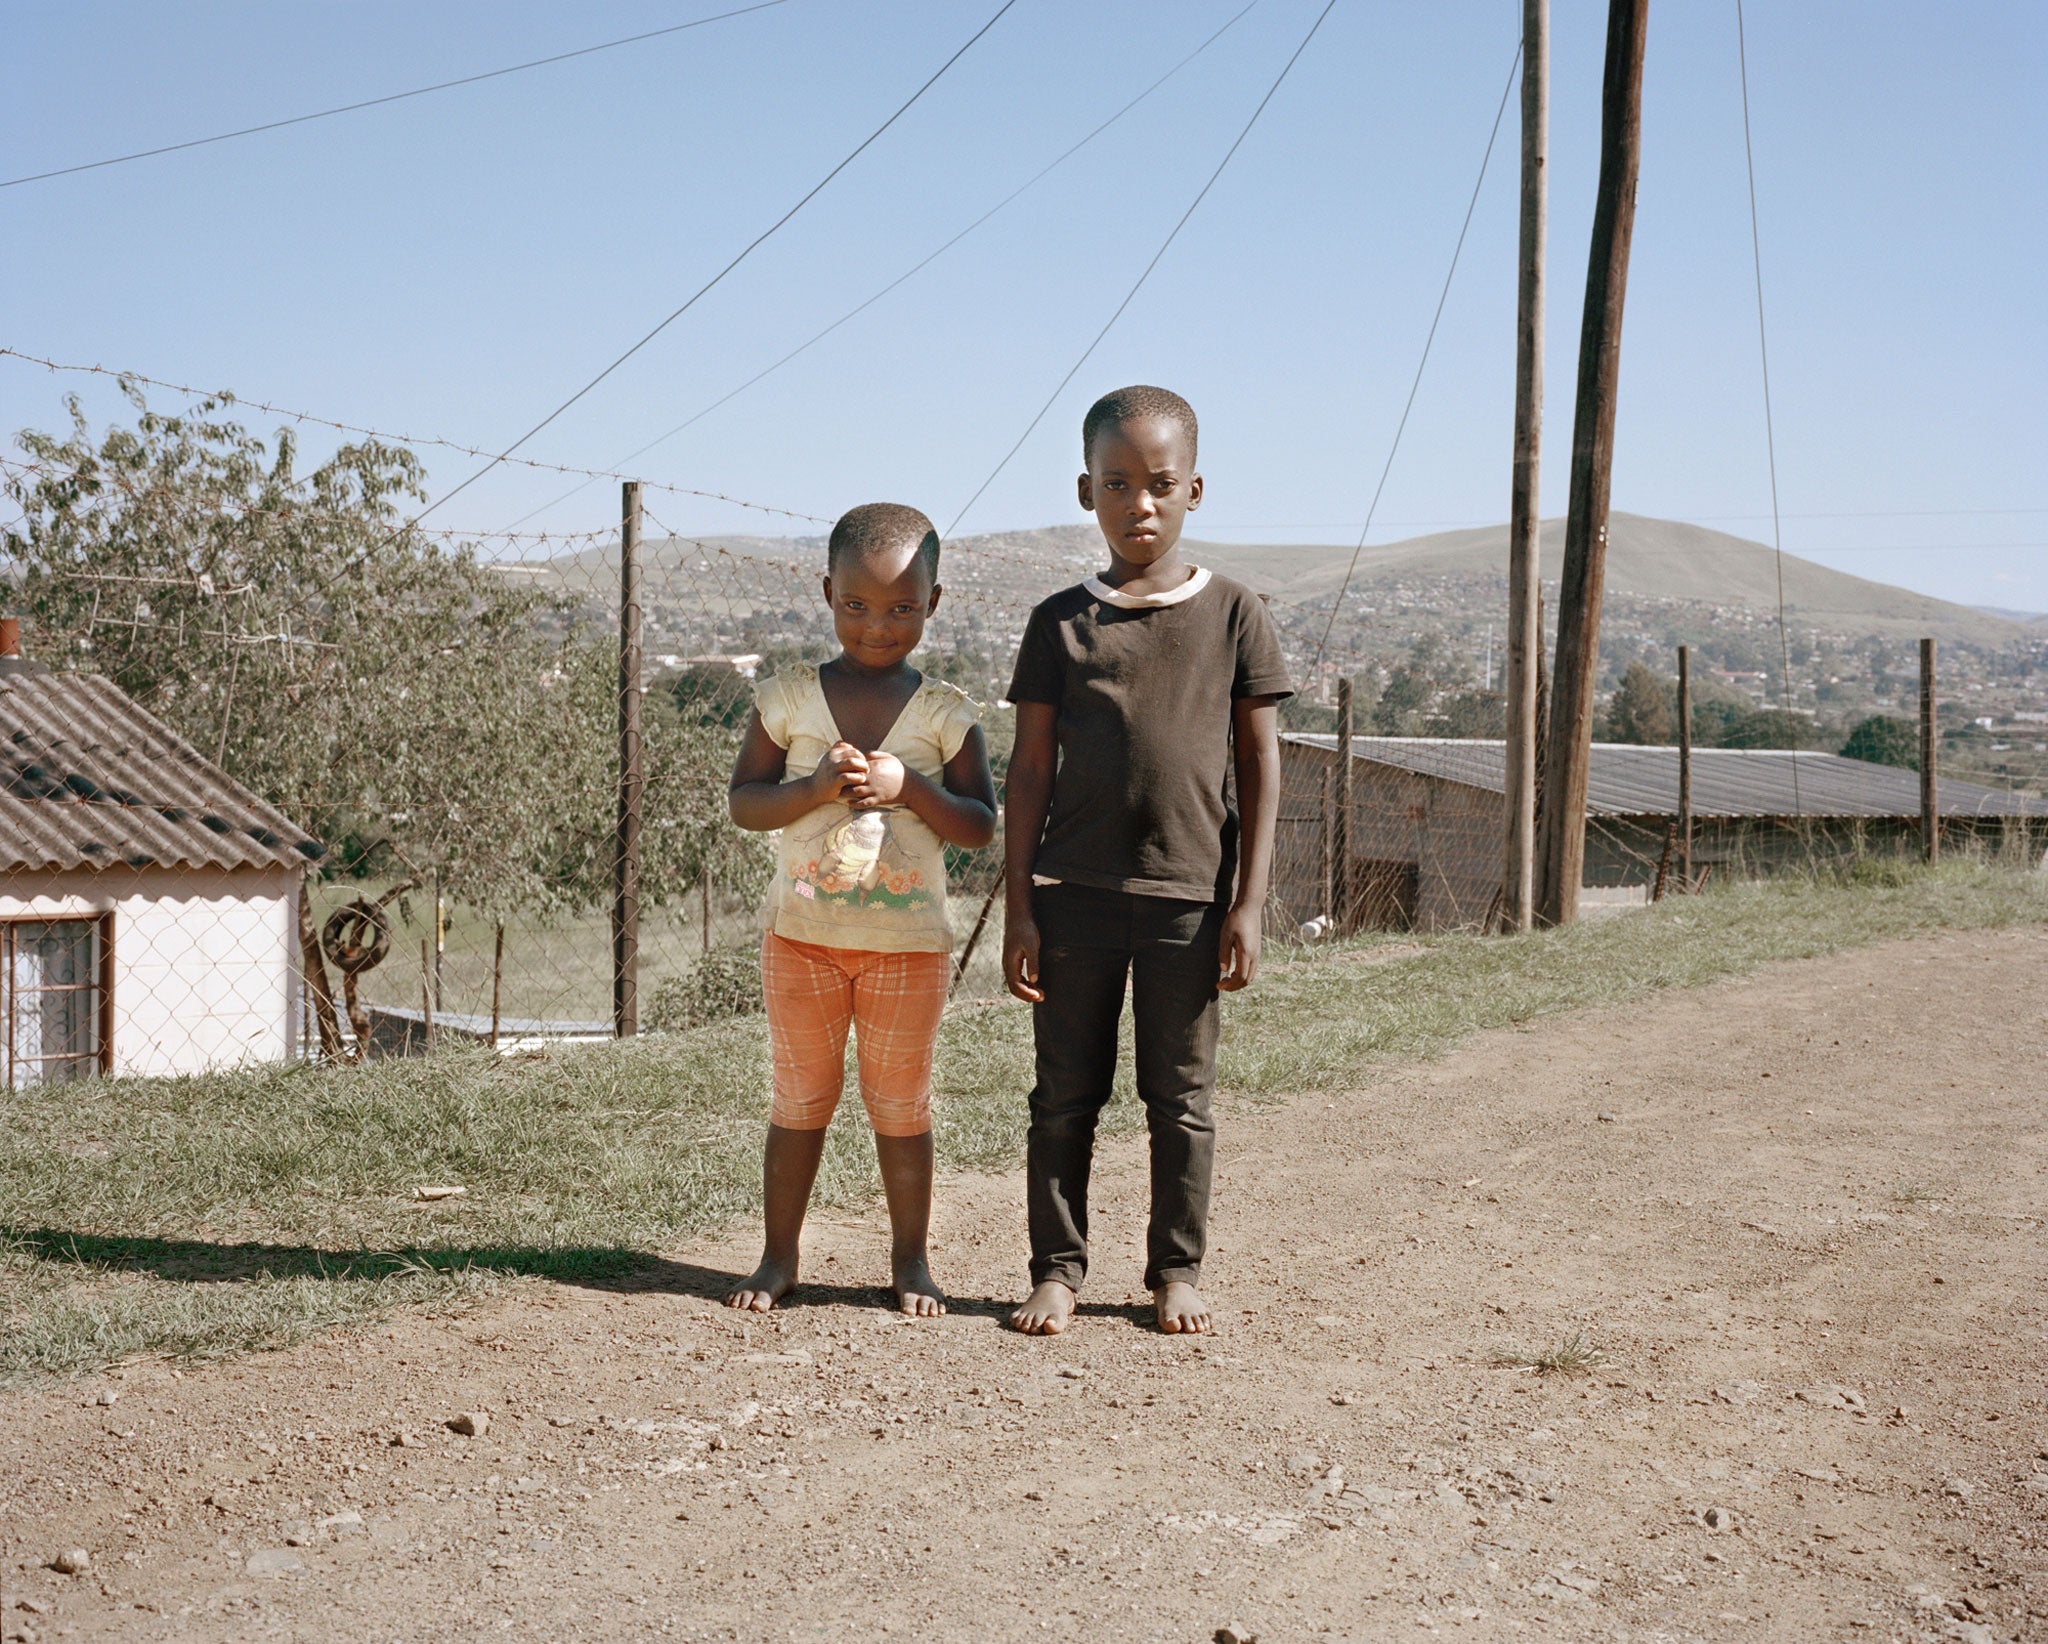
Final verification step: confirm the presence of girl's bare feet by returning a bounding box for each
[726,1258,797,1312]
[1153,1280,1212,1334]
[1009,1279,1076,1334]
[893,1253,946,1318]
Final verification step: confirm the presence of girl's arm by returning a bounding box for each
[728,710,863,832]
[844,726,998,849]
[1000,702,1059,1003]
[1218,694,1283,991]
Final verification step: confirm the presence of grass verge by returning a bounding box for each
[4,860,2043,1380]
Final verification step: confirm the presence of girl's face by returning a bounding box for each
[822,547,940,673]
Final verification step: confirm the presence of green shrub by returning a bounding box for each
[644,947,764,1032]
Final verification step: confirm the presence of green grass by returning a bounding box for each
[5,860,2045,1381]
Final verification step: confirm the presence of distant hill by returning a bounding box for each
[1183,513,2023,646]
[505,513,2027,650]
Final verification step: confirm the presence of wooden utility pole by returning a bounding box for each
[1535,0,1649,927]
[1920,636,1938,863]
[613,481,644,1038]
[1677,644,1693,887]
[1334,677,1355,931]
[1503,0,1549,934]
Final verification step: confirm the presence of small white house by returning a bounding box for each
[0,654,323,1083]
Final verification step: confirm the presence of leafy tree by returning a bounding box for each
[1839,714,1919,769]
[1431,688,1504,739]
[1602,661,1675,744]
[2,383,585,919]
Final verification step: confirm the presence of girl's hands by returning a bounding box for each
[814,741,868,801]
[846,750,907,809]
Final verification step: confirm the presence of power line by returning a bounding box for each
[944,0,1338,539]
[504,0,1265,533]
[411,0,1017,536]
[1309,42,1522,676]
[1735,0,1801,812]
[0,349,831,524]
[0,2,790,191]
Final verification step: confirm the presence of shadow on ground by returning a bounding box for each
[2,1227,1160,1328]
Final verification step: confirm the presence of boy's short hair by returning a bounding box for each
[1082,385,1199,466]
[828,502,941,581]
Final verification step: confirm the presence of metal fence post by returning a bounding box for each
[614,481,644,1038]
[1677,644,1693,888]
[1920,636,1938,864]
[1334,677,1354,931]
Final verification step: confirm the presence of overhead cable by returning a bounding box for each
[944,0,1338,539]
[0,2,790,191]
[506,0,1265,532]
[1309,43,1522,677]
[410,0,1018,535]
[1735,0,1803,813]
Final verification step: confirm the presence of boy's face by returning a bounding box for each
[822,543,940,672]
[1077,415,1202,569]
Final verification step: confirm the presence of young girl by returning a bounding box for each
[726,502,996,1316]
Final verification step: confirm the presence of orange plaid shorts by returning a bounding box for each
[761,933,950,1138]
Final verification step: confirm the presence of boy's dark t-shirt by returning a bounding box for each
[1007,568,1293,903]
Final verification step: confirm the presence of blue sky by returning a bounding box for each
[4,2,2044,608]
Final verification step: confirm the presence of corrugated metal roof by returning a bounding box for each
[1283,734,2048,819]
[0,666,325,873]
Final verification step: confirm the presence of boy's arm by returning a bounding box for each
[728,710,861,831]
[1218,694,1283,991]
[1001,701,1059,1003]
[852,727,998,848]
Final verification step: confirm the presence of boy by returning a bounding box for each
[1002,386,1290,1335]
[727,503,997,1316]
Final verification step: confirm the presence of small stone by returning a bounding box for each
[94,1389,118,1407]
[1699,1505,1735,1531]
[447,1411,489,1437]
[1961,1595,1991,1617]
[1942,1478,1973,1499]
[17,1596,49,1615]
[206,1486,238,1509]
[1596,1112,1619,1123]
[1281,1453,1322,1479]
[1056,1367,1084,1380]
[52,1548,91,1575]
[414,1185,467,1201]
[547,1415,575,1428]
[1214,1626,1258,1644]
[244,1547,303,1576]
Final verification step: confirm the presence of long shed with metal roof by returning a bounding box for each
[1277,734,2048,933]
[0,656,324,1083]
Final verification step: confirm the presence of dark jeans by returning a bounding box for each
[1026,883,1222,1293]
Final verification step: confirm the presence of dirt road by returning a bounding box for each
[5,928,2045,1643]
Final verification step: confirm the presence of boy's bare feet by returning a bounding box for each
[1154,1280,1212,1334]
[892,1253,946,1318]
[726,1258,797,1312]
[1009,1279,1076,1334]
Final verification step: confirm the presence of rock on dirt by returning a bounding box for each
[446,1411,489,1437]
[1213,1626,1258,1644]
[51,1547,89,1575]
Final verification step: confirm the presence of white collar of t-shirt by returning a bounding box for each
[1082,565,1211,609]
